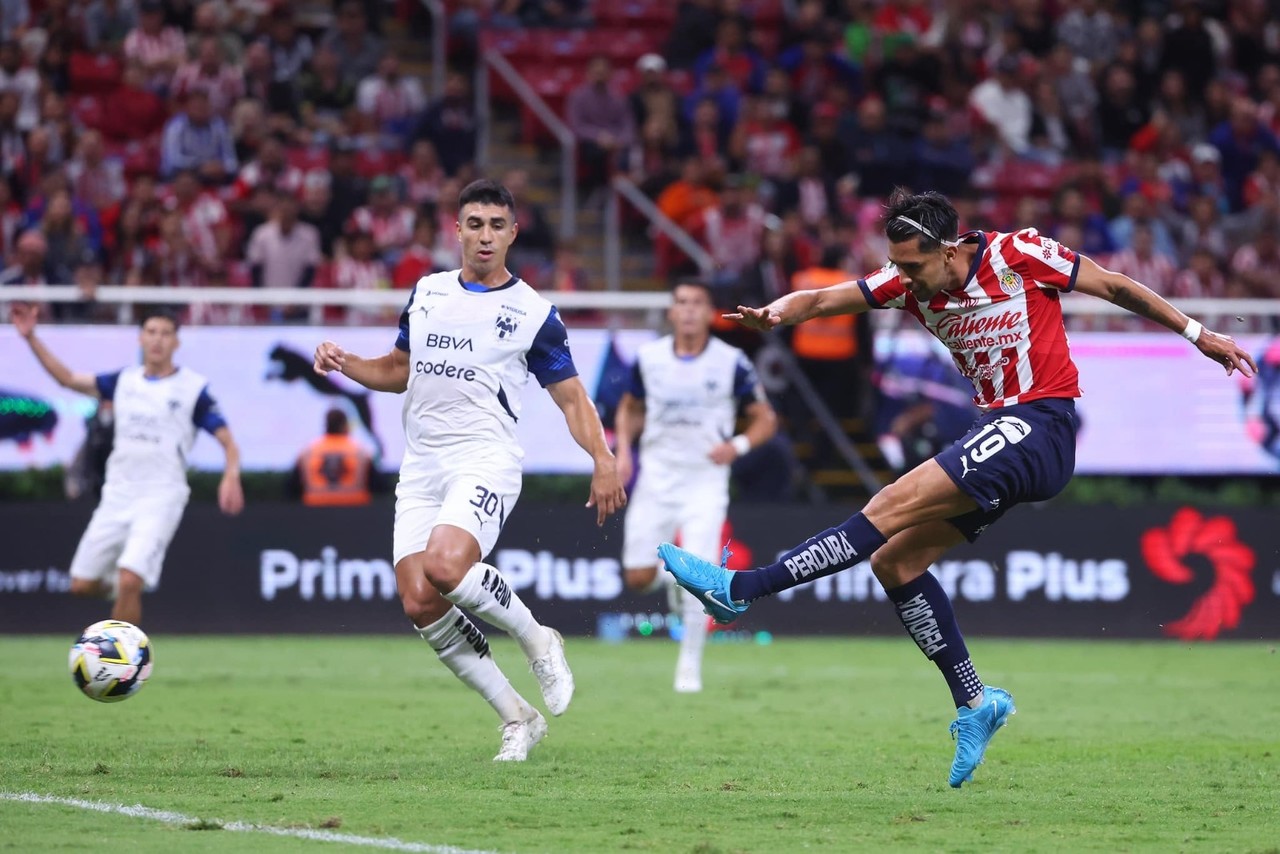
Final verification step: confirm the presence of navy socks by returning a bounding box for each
[728,513,887,602]
[887,571,984,708]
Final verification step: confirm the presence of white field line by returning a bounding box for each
[1,792,501,854]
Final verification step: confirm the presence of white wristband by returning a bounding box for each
[730,435,751,456]
[1182,318,1203,343]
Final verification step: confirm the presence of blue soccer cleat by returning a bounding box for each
[948,686,1016,788]
[657,543,748,625]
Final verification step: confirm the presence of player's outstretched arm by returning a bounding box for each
[612,392,645,485]
[9,303,99,396]
[725,279,872,331]
[313,341,410,392]
[213,426,244,516]
[547,376,627,526]
[1073,255,1257,377]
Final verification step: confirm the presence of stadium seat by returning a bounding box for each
[68,52,122,95]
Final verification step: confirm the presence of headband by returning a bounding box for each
[894,215,959,247]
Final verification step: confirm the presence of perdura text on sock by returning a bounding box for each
[783,532,858,580]
[896,593,949,657]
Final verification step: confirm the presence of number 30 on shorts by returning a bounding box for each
[469,485,504,520]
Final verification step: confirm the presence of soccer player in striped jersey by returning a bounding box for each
[659,188,1256,787]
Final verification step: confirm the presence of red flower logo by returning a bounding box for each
[1140,508,1255,640]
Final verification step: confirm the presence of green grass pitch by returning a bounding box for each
[2,635,1277,853]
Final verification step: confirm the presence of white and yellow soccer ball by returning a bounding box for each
[69,620,154,703]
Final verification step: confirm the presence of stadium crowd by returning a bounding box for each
[1,0,1279,327]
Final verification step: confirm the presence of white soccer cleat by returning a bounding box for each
[529,628,574,716]
[493,709,547,762]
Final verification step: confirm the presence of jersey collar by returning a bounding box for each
[457,272,519,293]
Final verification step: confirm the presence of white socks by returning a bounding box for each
[678,587,708,667]
[417,606,529,723]
[445,563,551,660]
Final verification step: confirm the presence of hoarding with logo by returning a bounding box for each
[2,502,1275,640]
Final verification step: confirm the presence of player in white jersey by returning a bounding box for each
[313,179,626,762]
[615,281,776,692]
[9,305,244,624]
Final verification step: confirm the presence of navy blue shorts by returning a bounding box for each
[936,398,1079,542]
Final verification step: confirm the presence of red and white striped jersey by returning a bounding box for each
[859,228,1082,411]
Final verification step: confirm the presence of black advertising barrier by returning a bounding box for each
[1,501,1277,640]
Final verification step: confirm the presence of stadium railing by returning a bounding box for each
[476,49,577,240]
[419,0,448,97]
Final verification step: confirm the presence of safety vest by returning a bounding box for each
[299,434,372,507]
[790,266,858,360]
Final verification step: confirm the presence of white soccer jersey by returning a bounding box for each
[94,365,227,498]
[395,270,578,483]
[629,335,764,491]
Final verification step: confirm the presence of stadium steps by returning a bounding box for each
[786,416,895,502]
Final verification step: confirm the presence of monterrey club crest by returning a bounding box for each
[495,314,519,339]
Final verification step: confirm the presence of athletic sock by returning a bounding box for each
[416,607,529,723]
[677,587,707,670]
[729,513,887,602]
[444,563,551,660]
[885,572,985,708]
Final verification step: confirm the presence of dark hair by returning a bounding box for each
[458,179,516,216]
[883,187,959,252]
[139,306,180,330]
[325,408,348,434]
[672,279,714,301]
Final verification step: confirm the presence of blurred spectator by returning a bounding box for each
[1106,222,1176,296]
[685,62,743,130]
[969,53,1032,156]
[0,38,37,131]
[288,408,378,507]
[160,89,237,181]
[1097,64,1149,156]
[185,1,242,63]
[1230,222,1280,299]
[65,130,126,212]
[730,95,801,181]
[408,70,476,177]
[631,53,682,156]
[1050,186,1114,256]
[657,155,718,230]
[323,139,367,237]
[1243,148,1280,212]
[772,145,834,228]
[664,0,720,70]
[697,18,765,94]
[299,45,355,137]
[0,228,48,286]
[99,60,167,143]
[172,36,245,118]
[333,228,390,325]
[503,166,553,265]
[299,171,339,255]
[1154,69,1205,145]
[261,6,310,82]
[804,101,849,181]
[788,244,863,418]
[913,110,973,197]
[1173,246,1227,299]
[392,215,447,288]
[847,96,908,197]
[321,1,382,87]
[1209,97,1280,212]
[1,0,29,40]
[1045,43,1100,131]
[0,178,19,258]
[1179,193,1230,262]
[777,33,860,108]
[357,55,426,144]
[227,134,302,215]
[682,96,730,168]
[241,41,294,117]
[736,222,798,308]
[567,56,634,195]
[107,197,152,284]
[699,174,765,283]
[38,188,95,284]
[246,188,320,289]
[164,167,229,277]
[83,0,137,53]
[399,139,445,208]
[348,174,414,263]
[0,90,21,177]
[1109,192,1178,258]
[1055,0,1122,68]
[1160,1,1217,102]
[124,0,186,92]
[151,208,203,286]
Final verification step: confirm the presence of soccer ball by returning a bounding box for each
[69,620,153,703]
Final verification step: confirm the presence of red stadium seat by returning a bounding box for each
[68,52,122,95]
[355,149,405,178]
[287,147,330,172]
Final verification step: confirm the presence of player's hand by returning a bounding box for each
[586,457,627,526]
[724,305,782,331]
[708,441,738,465]
[218,472,244,516]
[1196,328,1257,378]
[9,302,38,338]
[314,341,347,375]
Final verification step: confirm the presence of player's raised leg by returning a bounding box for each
[870,520,1014,787]
[396,552,546,761]
[662,457,977,621]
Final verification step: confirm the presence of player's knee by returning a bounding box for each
[869,549,922,590]
[116,571,144,597]
[420,544,472,592]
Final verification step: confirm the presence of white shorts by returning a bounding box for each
[621,474,728,570]
[393,467,522,566]
[68,493,188,590]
